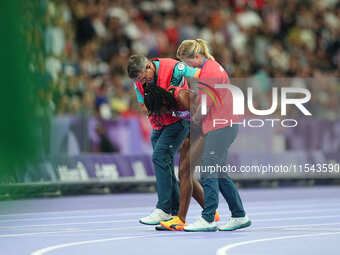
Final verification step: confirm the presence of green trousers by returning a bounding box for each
[151,120,189,215]
[200,125,246,222]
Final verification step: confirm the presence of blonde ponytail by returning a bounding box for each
[176,39,215,60]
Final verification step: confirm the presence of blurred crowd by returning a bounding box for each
[42,0,340,120]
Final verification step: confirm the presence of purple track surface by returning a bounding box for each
[1,186,340,255]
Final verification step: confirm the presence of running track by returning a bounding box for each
[0,186,339,255]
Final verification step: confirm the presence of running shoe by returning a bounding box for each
[218,215,251,231]
[155,225,171,231]
[214,211,220,222]
[139,208,172,225]
[160,216,186,231]
[184,216,217,232]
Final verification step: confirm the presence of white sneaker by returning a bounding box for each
[139,209,172,225]
[218,215,251,231]
[184,216,217,232]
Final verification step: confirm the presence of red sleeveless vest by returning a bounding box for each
[199,59,242,134]
[135,58,182,130]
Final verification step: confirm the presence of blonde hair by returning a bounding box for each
[176,39,215,61]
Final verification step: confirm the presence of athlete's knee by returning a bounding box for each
[181,136,190,150]
[179,165,191,180]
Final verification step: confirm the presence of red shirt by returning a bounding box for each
[135,58,182,130]
[199,59,243,134]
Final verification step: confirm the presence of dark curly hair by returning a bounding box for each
[143,84,178,128]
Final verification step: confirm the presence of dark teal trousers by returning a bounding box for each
[151,119,189,215]
[200,125,246,222]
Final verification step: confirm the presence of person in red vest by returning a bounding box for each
[141,84,221,231]
[166,39,250,232]
[127,55,207,225]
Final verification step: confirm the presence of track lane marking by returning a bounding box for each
[216,231,340,255]
[2,207,340,223]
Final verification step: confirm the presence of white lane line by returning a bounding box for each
[2,214,340,230]
[2,201,340,218]
[0,219,137,228]
[1,210,182,222]
[242,222,340,231]
[3,209,340,230]
[216,231,340,255]
[248,208,340,216]
[0,214,133,223]
[0,206,155,218]
[254,214,340,222]
[241,202,340,212]
[29,233,178,255]
[2,206,340,224]
[0,226,153,238]
[0,206,154,218]
[1,222,340,239]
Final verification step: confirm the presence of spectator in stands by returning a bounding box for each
[41,0,339,120]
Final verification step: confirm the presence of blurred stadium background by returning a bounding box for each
[1,0,340,199]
